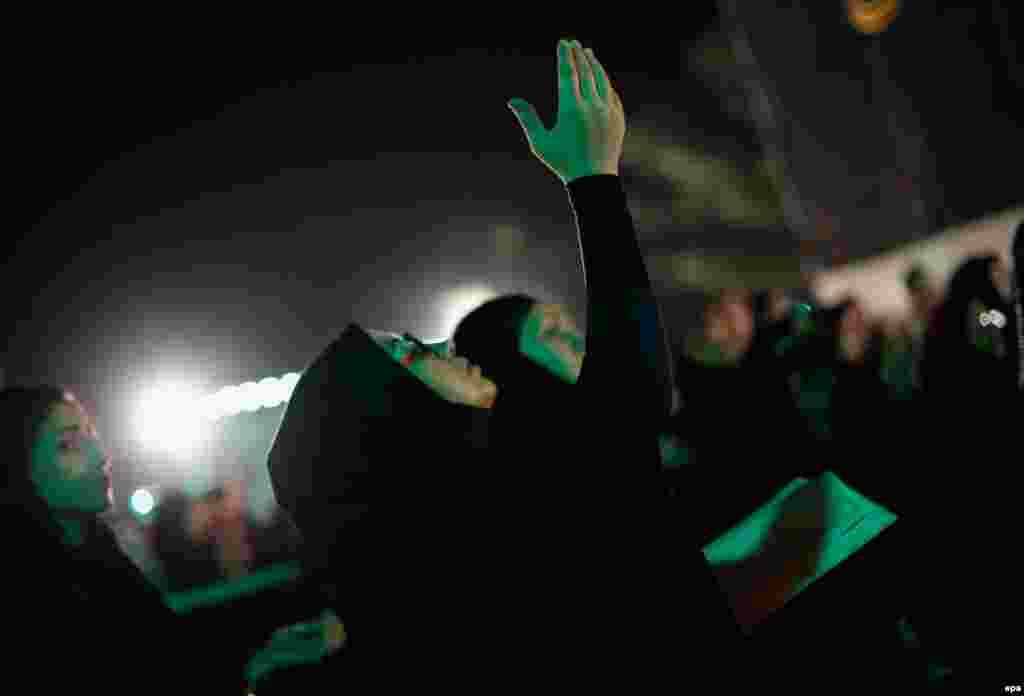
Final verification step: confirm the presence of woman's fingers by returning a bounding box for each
[557,38,582,110]
[585,47,611,103]
[575,43,598,102]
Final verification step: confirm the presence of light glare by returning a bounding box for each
[130,488,155,515]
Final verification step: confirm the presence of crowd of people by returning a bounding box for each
[659,249,1018,682]
[2,39,1019,692]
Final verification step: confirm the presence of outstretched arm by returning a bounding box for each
[508,39,674,423]
[507,39,743,668]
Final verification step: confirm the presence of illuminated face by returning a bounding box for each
[29,400,113,514]
[908,284,938,319]
[706,294,753,361]
[380,334,498,408]
[518,303,585,384]
[990,258,1011,301]
[766,289,791,324]
[839,303,869,362]
[839,302,866,340]
[723,297,754,345]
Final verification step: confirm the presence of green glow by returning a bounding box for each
[165,562,303,614]
[518,305,583,384]
[702,472,898,631]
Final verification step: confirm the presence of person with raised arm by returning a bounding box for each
[453,39,744,687]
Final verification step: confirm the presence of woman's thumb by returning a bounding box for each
[507,98,543,138]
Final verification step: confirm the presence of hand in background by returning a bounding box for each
[245,609,345,687]
[508,39,625,185]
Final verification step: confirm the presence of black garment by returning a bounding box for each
[1012,221,1022,389]
[913,254,1022,682]
[672,349,816,547]
[266,322,494,687]
[676,311,940,688]
[826,342,912,508]
[267,176,744,689]
[455,175,743,688]
[1,505,252,694]
[249,508,303,569]
[920,255,1016,400]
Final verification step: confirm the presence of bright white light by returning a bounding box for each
[135,383,205,454]
[134,369,303,455]
[436,284,500,342]
[130,488,155,516]
[236,381,262,413]
[217,384,244,419]
[280,372,301,395]
[255,377,281,409]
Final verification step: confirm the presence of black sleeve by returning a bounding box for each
[565,174,746,666]
[266,325,371,576]
[567,174,675,424]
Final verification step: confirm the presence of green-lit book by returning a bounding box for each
[702,471,898,633]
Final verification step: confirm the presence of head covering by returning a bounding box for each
[268,322,490,559]
[752,290,777,328]
[453,293,576,406]
[451,294,538,388]
[265,322,491,672]
[932,254,1008,348]
[921,253,1015,396]
[822,297,857,334]
[946,254,1005,311]
[452,294,578,486]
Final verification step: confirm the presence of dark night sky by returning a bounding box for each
[2,12,1019,503]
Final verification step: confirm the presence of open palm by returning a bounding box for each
[508,40,626,185]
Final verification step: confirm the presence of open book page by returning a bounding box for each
[702,471,898,633]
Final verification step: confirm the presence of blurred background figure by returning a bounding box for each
[903,264,942,340]
[751,288,795,357]
[877,316,917,401]
[700,289,756,366]
[920,253,1016,400]
[673,289,814,544]
[151,489,230,592]
[149,480,301,592]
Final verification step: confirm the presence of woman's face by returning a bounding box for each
[518,303,585,384]
[29,400,113,514]
[838,303,869,362]
[410,351,499,408]
[706,295,753,362]
[378,335,498,408]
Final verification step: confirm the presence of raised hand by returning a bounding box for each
[508,39,626,185]
[244,609,345,686]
